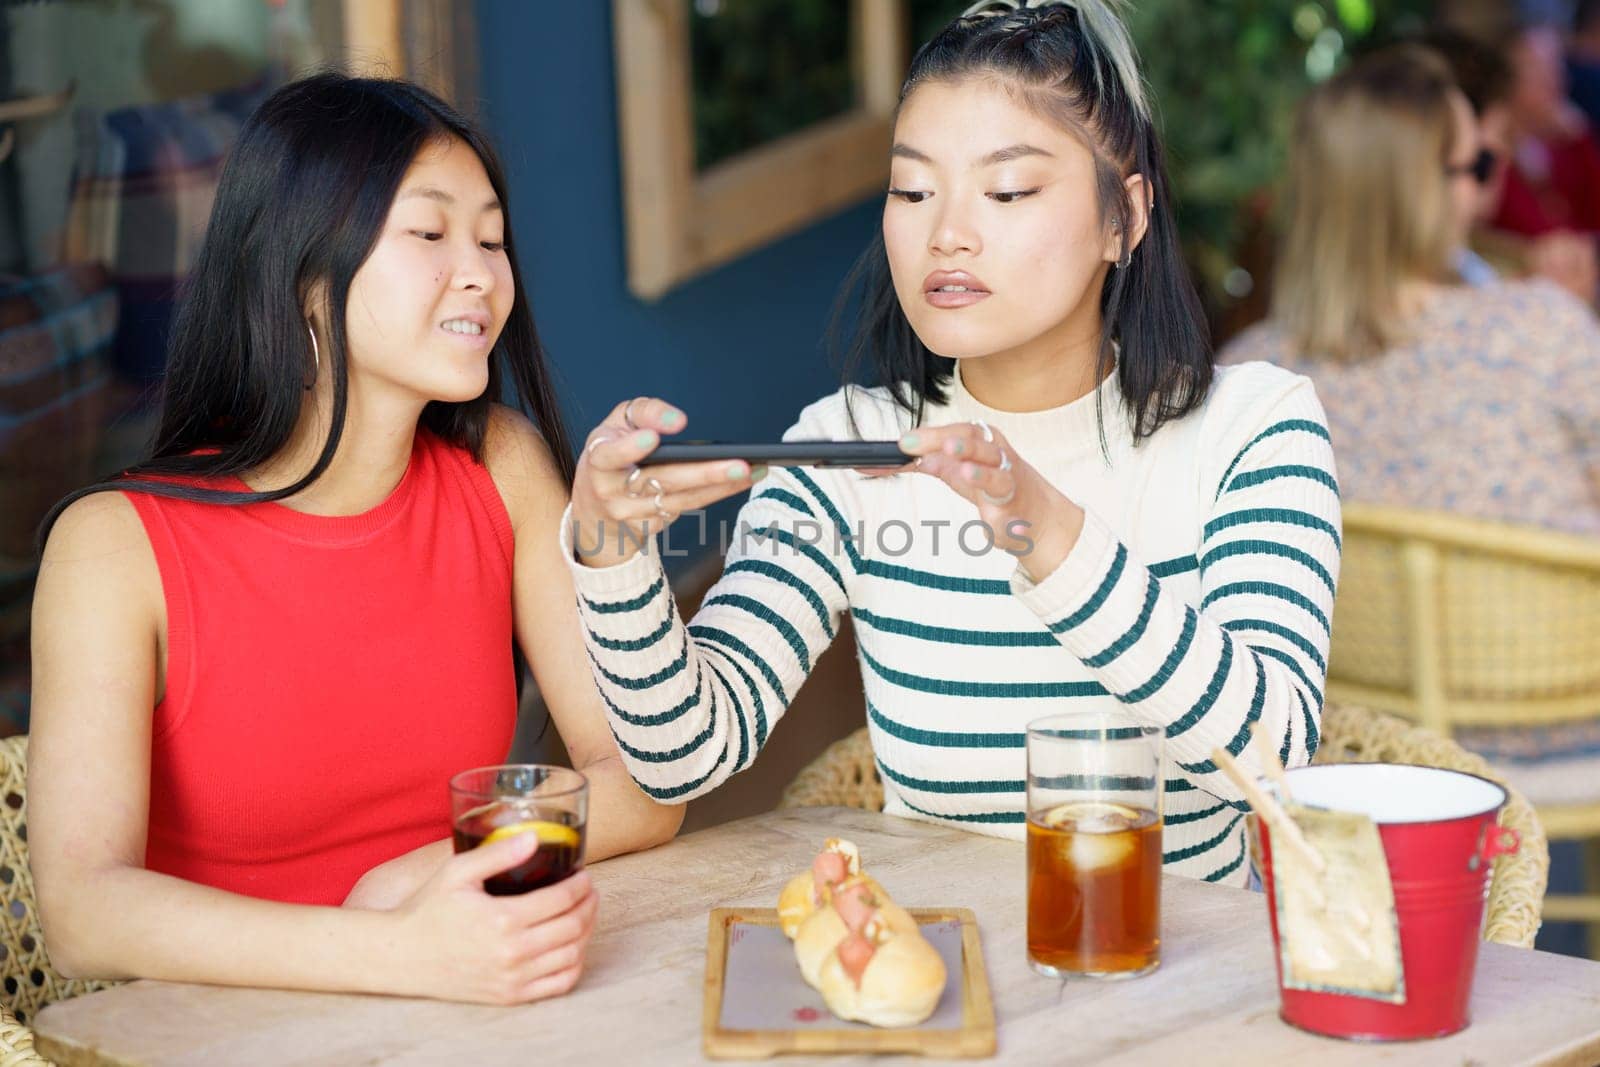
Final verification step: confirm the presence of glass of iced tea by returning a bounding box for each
[449,764,588,895]
[1026,711,1162,979]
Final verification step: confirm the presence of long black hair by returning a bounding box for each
[836,0,1211,444]
[39,72,575,546]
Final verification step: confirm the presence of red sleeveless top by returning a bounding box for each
[125,430,517,905]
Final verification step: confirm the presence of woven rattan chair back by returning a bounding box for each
[1315,703,1548,947]
[779,728,883,813]
[1328,504,1600,945]
[0,736,117,1064]
[1328,503,1600,734]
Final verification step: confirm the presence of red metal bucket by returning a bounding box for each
[1257,763,1520,1041]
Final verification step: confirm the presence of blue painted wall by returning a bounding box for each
[476,0,881,567]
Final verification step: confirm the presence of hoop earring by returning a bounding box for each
[304,321,319,391]
[1109,216,1131,270]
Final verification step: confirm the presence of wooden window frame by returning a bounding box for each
[612,0,907,300]
[339,0,479,110]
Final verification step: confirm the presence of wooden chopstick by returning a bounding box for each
[1250,722,1291,798]
[1212,746,1326,874]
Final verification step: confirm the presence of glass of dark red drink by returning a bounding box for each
[449,764,588,895]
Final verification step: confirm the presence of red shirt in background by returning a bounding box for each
[1493,127,1600,236]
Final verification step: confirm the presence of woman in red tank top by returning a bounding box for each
[28,74,681,1005]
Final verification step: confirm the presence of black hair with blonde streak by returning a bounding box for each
[835,0,1212,446]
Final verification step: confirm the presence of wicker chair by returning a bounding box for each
[0,736,118,1066]
[1315,702,1548,947]
[781,705,1548,948]
[1326,503,1600,945]
[780,728,883,814]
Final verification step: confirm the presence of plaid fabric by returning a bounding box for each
[0,263,117,415]
[64,82,265,385]
[0,262,119,735]
[0,261,117,569]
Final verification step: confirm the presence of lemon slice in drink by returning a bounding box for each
[481,819,580,849]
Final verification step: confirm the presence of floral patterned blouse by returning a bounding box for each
[1220,279,1600,536]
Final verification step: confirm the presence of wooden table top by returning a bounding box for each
[35,807,1600,1066]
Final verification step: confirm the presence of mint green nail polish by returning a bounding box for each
[901,432,920,450]
[662,409,683,428]
[950,439,966,456]
[726,462,747,480]
[751,466,769,482]
[635,431,654,448]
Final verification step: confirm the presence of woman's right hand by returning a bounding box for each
[387,832,600,1005]
[570,396,764,569]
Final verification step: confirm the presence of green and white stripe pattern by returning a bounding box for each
[565,361,1340,886]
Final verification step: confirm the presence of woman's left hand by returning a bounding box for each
[894,422,1086,583]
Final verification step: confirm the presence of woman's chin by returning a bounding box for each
[906,314,1032,362]
[909,328,1008,362]
[424,372,491,406]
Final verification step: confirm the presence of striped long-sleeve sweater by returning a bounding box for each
[562,360,1341,886]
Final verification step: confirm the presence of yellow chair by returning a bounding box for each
[781,704,1548,948]
[0,736,119,1066]
[1327,503,1600,945]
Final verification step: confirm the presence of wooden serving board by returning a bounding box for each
[702,906,996,1059]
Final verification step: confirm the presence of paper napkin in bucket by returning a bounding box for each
[1271,804,1405,1004]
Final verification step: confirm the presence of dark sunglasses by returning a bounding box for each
[1446,147,1498,186]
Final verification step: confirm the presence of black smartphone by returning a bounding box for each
[637,440,911,468]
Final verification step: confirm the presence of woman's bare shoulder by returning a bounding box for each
[481,403,568,531]
[40,491,154,571]
[34,490,163,663]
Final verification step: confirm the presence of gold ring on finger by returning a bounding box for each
[587,435,610,457]
[980,485,1016,507]
[623,397,641,430]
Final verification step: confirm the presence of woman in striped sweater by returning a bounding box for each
[564,0,1341,885]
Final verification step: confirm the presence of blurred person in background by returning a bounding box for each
[1428,25,1598,298]
[1222,44,1600,535]
[1490,16,1600,303]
